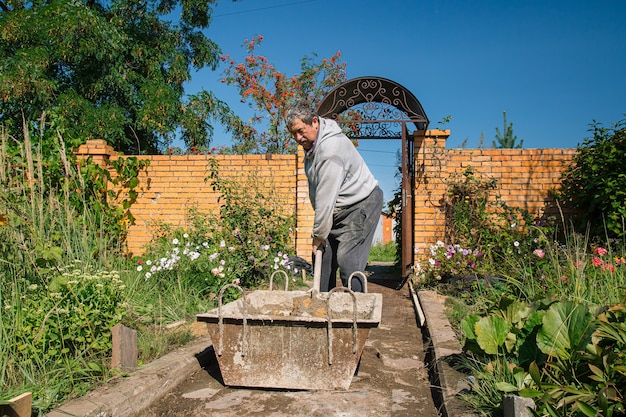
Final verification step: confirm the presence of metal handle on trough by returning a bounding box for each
[347,271,368,293]
[326,287,358,365]
[269,270,289,291]
[217,283,247,357]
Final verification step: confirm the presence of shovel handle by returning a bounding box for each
[312,248,323,293]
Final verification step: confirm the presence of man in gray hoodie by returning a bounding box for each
[286,103,383,292]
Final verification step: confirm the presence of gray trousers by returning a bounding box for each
[317,186,384,293]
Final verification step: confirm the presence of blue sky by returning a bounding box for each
[185,0,626,202]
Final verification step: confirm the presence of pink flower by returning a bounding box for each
[601,263,615,273]
[533,249,545,259]
[594,247,608,257]
[592,257,603,267]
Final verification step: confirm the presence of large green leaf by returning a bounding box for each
[536,301,596,360]
[475,315,511,355]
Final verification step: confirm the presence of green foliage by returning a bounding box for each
[11,262,126,364]
[460,300,626,416]
[493,111,524,149]
[368,241,397,263]
[0,0,233,154]
[558,117,626,240]
[0,125,153,413]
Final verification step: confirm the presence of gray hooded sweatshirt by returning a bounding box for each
[305,117,378,240]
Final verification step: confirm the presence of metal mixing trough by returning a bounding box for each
[196,268,382,390]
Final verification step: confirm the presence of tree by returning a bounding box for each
[220,35,347,154]
[0,0,244,154]
[492,111,524,149]
[558,118,626,240]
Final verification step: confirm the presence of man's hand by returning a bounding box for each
[312,238,325,255]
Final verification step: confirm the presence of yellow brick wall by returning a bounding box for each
[411,130,576,265]
[75,138,576,267]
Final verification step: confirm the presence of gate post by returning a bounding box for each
[412,129,450,269]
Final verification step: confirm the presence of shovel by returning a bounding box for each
[311,248,323,295]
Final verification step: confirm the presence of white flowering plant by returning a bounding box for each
[137,230,297,302]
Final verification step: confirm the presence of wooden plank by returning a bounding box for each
[0,392,32,417]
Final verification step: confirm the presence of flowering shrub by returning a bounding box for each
[423,241,484,280]
[137,159,299,301]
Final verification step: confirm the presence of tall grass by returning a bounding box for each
[0,128,209,414]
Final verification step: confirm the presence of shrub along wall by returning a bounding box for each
[75,134,576,266]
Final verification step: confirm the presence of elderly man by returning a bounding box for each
[286,103,383,292]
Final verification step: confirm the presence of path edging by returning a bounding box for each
[408,284,477,417]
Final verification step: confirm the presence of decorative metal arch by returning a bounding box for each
[316,76,429,139]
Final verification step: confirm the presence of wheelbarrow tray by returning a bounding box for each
[196,289,382,390]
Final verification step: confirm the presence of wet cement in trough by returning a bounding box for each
[139,263,440,417]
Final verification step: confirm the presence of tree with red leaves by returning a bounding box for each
[220,35,347,154]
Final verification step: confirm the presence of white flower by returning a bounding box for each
[220,240,226,248]
[145,272,152,279]
[183,233,189,239]
[146,259,152,266]
[514,241,520,247]
[137,265,143,272]
[172,238,179,245]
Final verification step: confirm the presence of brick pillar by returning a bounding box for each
[413,129,450,267]
[295,148,314,261]
[74,139,118,165]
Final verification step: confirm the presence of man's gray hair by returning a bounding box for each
[285,103,318,128]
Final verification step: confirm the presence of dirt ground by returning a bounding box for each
[139,263,441,417]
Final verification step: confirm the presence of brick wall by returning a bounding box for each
[74,140,305,257]
[412,130,577,260]
[75,136,576,267]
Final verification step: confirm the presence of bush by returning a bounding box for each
[136,158,297,303]
[559,117,626,240]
